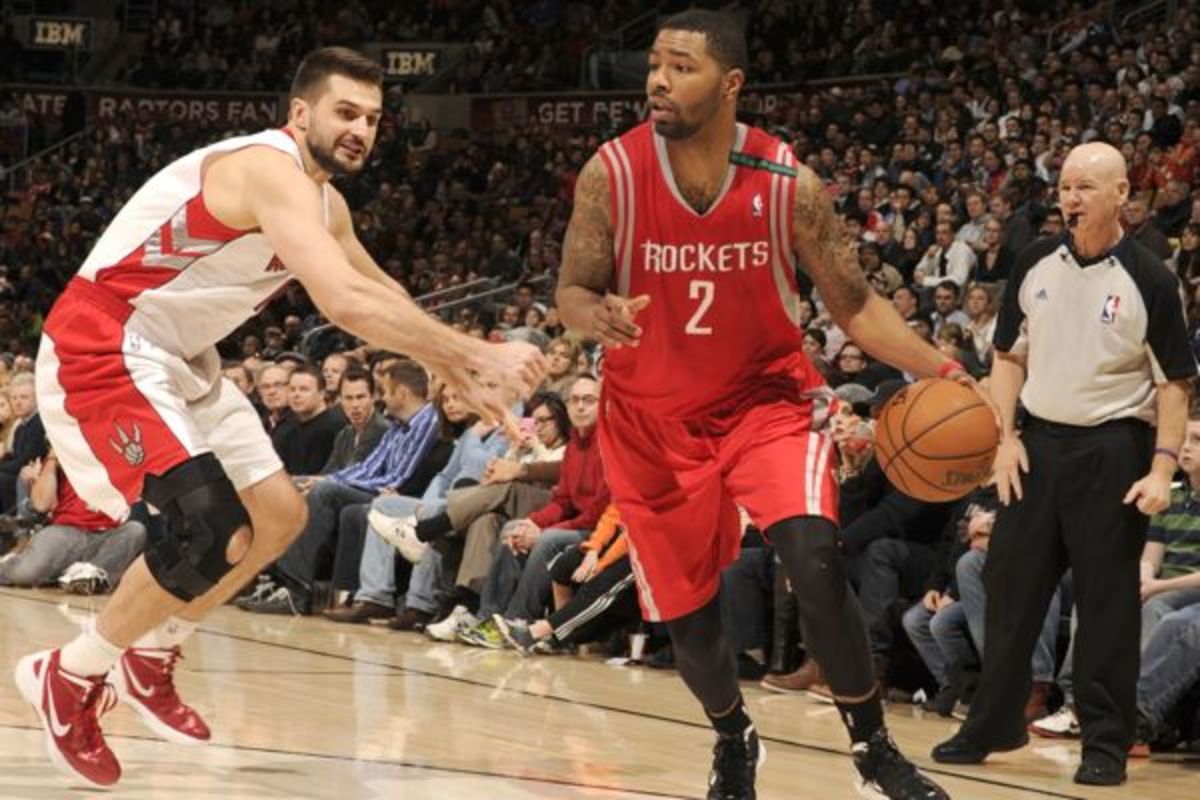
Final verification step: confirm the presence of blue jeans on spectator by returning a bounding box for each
[1137,603,1200,729]
[479,526,586,621]
[332,501,371,595]
[1058,584,1200,705]
[851,537,942,656]
[277,479,375,592]
[902,599,975,689]
[0,521,146,587]
[956,547,1060,682]
[356,495,445,611]
[1141,587,1200,648]
[720,547,771,655]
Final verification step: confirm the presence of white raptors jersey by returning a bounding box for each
[76,128,326,359]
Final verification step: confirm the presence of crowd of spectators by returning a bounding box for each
[127,0,657,94]
[4,0,665,92]
[4,0,1200,772]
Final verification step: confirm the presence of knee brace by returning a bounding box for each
[768,516,849,615]
[142,453,251,602]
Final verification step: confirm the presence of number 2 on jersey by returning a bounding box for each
[685,280,715,335]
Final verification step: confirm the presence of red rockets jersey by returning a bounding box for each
[598,121,824,419]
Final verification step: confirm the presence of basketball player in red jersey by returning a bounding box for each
[14,48,545,787]
[558,12,967,800]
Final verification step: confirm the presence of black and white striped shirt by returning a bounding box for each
[994,234,1196,426]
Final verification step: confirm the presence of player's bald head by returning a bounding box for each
[1061,142,1128,187]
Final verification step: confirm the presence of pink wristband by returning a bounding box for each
[937,361,965,379]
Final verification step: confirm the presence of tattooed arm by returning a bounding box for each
[792,166,955,379]
[556,154,650,348]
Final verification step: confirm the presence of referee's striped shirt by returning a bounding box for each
[994,233,1198,426]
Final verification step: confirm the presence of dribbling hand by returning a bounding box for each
[993,434,1029,505]
[943,367,1002,431]
[586,293,651,349]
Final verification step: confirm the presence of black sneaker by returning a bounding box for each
[240,586,307,616]
[234,576,278,609]
[707,724,764,799]
[853,729,948,799]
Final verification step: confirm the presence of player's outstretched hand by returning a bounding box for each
[993,434,1029,506]
[587,293,651,348]
[1124,471,1172,516]
[443,341,548,424]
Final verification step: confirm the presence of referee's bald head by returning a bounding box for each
[1063,142,1128,184]
[1058,142,1130,236]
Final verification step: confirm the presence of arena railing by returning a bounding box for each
[1118,0,1176,33]
[297,272,555,359]
[1044,0,1172,48]
[1,126,92,192]
[580,5,667,89]
[414,276,497,304]
[423,272,554,316]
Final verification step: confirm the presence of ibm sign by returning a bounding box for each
[30,17,92,49]
[383,48,440,82]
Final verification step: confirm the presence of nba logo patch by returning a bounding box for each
[1100,294,1120,324]
[751,193,764,218]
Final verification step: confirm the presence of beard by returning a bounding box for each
[306,128,367,176]
[650,90,723,141]
[653,118,703,140]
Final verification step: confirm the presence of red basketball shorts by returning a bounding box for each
[35,278,282,521]
[598,389,838,622]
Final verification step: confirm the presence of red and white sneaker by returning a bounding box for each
[14,649,121,787]
[110,646,211,745]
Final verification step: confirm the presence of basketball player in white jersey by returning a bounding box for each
[14,47,546,787]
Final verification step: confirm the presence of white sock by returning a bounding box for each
[59,622,124,677]
[134,616,198,650]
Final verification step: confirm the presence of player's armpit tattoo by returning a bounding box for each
[791,167,870,320]
[560,155,615,295]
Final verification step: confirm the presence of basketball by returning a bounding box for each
[874,378,998,503]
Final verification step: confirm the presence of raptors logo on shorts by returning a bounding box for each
[109,423,145,467]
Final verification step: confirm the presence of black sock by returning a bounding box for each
[707,695,753,737]
[454,586,480,613]
[836,689,885,744]
[415,512,452,543]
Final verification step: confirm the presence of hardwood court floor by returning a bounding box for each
[0,589,1195,799]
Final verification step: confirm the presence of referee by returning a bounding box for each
[932,142,1196,786]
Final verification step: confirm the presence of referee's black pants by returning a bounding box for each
[961,416,1152,768]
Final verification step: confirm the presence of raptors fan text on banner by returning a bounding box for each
[5,86,281,125]
[95,93,281,125]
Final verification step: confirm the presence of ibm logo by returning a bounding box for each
[33,20,88,47]
[386,51,436,78]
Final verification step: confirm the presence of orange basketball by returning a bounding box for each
[873,378,998,503]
